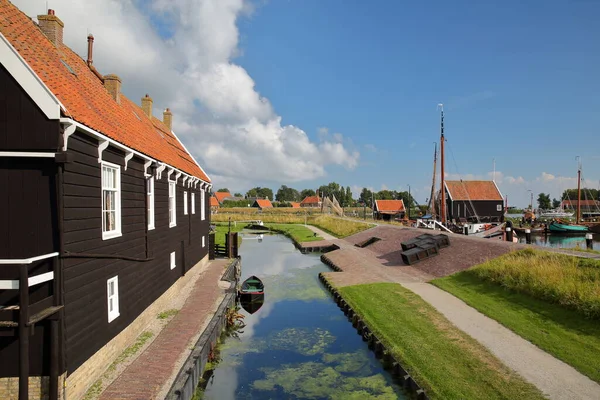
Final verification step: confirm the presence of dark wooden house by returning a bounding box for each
[444,180,504,223]
[0,3,212,399]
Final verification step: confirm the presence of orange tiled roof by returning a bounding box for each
[300,196,320,205]
[562,200,600,207]
[290,202,301,208]
[210,196,219,207]
[0,1,209,182]
[374,200,405,213]
[214,192,232,203]
[445,181,502,201]
[254,199,273,209]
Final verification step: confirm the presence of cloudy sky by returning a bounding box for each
[14,0,600,207]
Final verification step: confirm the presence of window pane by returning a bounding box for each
[109,298,113,312]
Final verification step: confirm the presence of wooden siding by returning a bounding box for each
[62,131,209,373]
[447,199,504,222]
[0,64,60,150]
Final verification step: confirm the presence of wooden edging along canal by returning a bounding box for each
[318,255,429,400]
[166,257,241,400]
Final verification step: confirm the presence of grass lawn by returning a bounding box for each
[338,283,545,400]
[560,246,600,255]
[212,223,245,247]
[310,215,373,238]
[433,273,600,383]
[266,224,323,243]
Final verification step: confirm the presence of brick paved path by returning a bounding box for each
[99,259,229,400]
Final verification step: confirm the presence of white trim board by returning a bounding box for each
[0,271,54,289]
[0,252,59,265]
[0,31,64,119]
[0,151,56,158]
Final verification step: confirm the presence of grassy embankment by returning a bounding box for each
[212,211,373,240]
[339,283,545,400]
[433,249,600,383]
[265,224,323,243]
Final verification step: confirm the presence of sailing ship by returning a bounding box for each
[547,159,590,234]
[538,208,574,218]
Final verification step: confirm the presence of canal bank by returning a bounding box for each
[92,258,237,400]
[319,224,600,399]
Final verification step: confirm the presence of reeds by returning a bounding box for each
[467,249,600,319]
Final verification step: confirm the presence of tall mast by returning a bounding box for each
[429,142,437,217]
[439,104,446,224]
[577,156,581,224]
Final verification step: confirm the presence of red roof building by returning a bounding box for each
[214,191,232,204]
[253,199,273,209]
[443,181,504,222]
[300,195,321,208]
[561,199,600,211]
[444,181,503,201]
[290,202,301,208]
[210,196,220,208]
[373,200,405,221]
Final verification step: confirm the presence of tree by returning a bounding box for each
[276,185,300,202]
[234,192,243,197]
[376,190,395,200]
[552,198,561,209]
[216,188,230,193]
[359,188,374,207]
[300,189,316,199]
[561,188,600,202]
[397,191,416,210]
[537,193,551,209]
[345,186,353,207]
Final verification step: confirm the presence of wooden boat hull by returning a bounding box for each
[548,222,588,234]
[587,224,600,234]
[239,275,265,305]
[513,226,545,234]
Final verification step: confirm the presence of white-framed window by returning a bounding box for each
[184,191,188,215]
[101,162,122,240]
[191,193,196,214]
[496,204,502,212]
[169,181,177,227]
[147,177,155,230]
[107,276,120,323]
[201,189,205,220]
[202,236,205,248]
[170,251,176,270]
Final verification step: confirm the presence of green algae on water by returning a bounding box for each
[268,327,335,356]
[322,351,373,374]
[252,361,397,400]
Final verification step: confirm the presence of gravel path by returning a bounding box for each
[303,224,337,240]
[403,282,600,400]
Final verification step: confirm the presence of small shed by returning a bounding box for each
[300,196,321,208]
[444,180,504,222]
[374,200,405,221]
[253,199,273,210]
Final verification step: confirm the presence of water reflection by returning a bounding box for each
[203,233,406,399]
[518,232,600,249]
[240,295,264,315]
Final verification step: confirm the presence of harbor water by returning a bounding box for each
[202,232,406,399]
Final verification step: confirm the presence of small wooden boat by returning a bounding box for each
[239,275,264,302]
[548,221,588,234]
[513,226,545,234]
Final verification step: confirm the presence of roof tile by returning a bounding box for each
[445,181,502,201]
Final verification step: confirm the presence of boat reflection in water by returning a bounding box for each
[239,275,264,315]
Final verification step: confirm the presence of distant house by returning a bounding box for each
[561,199,600,212]
[290,202,301,209]
[374,200,405,221]
[444,181,504,222]
[253,199,273,209]
[214,191,232,204]
[210,196,220,211]
[300,195,322,208]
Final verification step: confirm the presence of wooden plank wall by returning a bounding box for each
[62,132,209,373]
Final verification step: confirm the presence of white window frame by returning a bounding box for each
[107,276,120,323]
[170,251,176,270]
[202,236,205,248]
[496,204,502,212]
[101,162,122,240]
[147,176,155,230]
[184,191,188,215]
[169,181,177,228]
[191,192,196,214]
[201,189,206,220]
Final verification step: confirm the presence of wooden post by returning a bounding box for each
[19,264,29,400]
[586,233,593,250]
[525,229,531,244]
[505,227,513,242]
[50,256,60,400]
[577,165,581,224]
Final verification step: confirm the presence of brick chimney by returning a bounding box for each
[87,34,94,66]
[37,9,64,47]
[141,94,153,118]
[104,75,122,104]
[163,108,173,130]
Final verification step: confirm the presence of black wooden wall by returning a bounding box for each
[62,132,209,373]
[447,199,504,222]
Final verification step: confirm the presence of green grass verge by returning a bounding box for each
[560,246,600,255]
[433,273,600,383]
[338,283,545,400]
[310,215,373,238]
[212,223,245,247]
[265,223,323,243]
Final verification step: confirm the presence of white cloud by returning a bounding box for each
[15,0,359,185]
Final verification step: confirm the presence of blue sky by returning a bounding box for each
[16,0,599,207]
[233,0,599,206]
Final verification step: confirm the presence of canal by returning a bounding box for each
[517,232,600,249]
[202,232,406,399]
